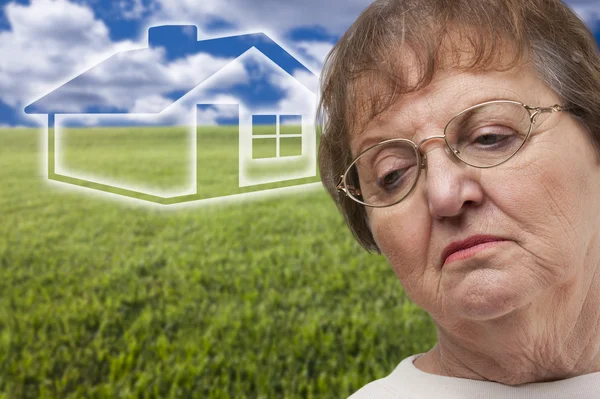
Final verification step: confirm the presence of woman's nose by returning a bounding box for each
[422,146,484,220]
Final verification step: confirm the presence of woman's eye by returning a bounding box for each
[475,134,507,145]
[377,169,406,192]
[470,127,518,147]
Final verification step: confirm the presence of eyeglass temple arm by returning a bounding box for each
[336,175,345,191]
[336,175,361,196]
[526,104,563,124]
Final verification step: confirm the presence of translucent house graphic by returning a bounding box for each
[24,25,320,205]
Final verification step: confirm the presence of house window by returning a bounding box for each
[252,114,302,159]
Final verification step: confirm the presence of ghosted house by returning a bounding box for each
[25,25,320,204]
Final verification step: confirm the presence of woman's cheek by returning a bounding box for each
[369,208,428,281]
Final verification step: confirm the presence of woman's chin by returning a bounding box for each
[447,268,532,321]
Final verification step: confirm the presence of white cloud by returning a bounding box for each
[296,41,335,71]
[565,0,600,27]
[119,0,151,20]
[1,0,329,128]
[195,102,239,125]
[8,0,108,45]
[267,69,319,122]
[130,94,174,113]
[59,48,241,113]
[65,48,318,128]
[145,0,363,74]
[151,0,372,37]
[0,123,29,128]
[0,0,141,121]
[0,0,249,119]
[165,52,247,89]
[162,48,319,126]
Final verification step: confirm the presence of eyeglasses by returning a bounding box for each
[336,100,565,208]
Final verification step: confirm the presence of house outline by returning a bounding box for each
[24,25,321,205]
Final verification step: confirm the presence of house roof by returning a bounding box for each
[24,26,317,115]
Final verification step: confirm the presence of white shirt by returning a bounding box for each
[348,353,600,399]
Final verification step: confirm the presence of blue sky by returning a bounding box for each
[0,0,599,127]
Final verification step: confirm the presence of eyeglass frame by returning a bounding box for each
[336,99,566,208]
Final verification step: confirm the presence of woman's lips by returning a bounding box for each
[443,240,506,266]
[441,235,507,267]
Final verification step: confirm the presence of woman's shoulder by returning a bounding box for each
[346,354,421,399]
[346,378,404,399]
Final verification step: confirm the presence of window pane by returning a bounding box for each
[280,115,302,135]
[252,115,276,135]
[252,138,277,159]
[280,137,302,157]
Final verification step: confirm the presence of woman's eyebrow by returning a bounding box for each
[352,115,419,156]
[353,130,407,157]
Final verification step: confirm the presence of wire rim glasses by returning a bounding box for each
[336,100,564,208]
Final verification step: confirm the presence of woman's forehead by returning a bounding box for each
[349,63,553,156]
[345,34,526,138]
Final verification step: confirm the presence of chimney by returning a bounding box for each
[148,25,198,51]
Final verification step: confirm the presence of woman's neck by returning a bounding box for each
[414,273,600,385]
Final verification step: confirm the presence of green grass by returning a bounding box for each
[57,126,319,202]
[0,128,437,398]
[280,137,302,157]
[59,126,192,192]
[280,125,302,136]
[252,138,277,159]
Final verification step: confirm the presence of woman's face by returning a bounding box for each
[356,62,600,323]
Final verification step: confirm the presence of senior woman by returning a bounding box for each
[318,0,600,397]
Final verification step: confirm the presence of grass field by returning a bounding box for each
[0,127,437,398]
[55,125,319,203]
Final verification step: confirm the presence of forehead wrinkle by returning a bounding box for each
[349,82,446,156]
